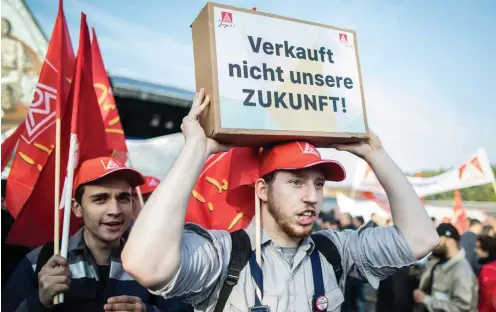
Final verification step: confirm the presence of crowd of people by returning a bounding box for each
[0,90,493,311]
[316,210,496,311]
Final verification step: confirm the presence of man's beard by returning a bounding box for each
[432,244,447,259]
[267,188,313,239]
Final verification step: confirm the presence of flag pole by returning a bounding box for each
[53,118,61,306]
[58,134,78,303]
[254,191,262,301]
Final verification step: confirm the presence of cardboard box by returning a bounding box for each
[191,2,369,147]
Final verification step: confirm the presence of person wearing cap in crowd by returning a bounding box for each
[413,223,478,312]
[2,157,170,312]
[122,89,439,311]
[132,176,161,219]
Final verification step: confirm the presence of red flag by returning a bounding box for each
[1,123,25,172]
[6,0,75,247]
[451,189,468,234]
[91,29,128,164]
[6,0,75,219]
[185,147,259,231]
[66,14,110,166]
[6,13,110,247]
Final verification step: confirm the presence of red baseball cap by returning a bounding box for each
[137,176,161,195]
[259,141,346,182]
[74,157,145,191]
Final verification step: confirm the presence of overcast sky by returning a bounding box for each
[27,0,496,178]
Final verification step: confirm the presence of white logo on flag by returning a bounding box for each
[23,82,57,143]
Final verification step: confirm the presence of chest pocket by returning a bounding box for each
[307,286,344,312]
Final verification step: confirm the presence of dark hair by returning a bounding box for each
[482,225,494,237]
[478,235,496,258]
[469,218,482,227]
[74,186,85,205]
[355,216,365,225]
[261,170,279,185]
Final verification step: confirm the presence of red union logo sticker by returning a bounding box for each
[218,11,235,28]
[339,33,348,44]
[221,12,232,24]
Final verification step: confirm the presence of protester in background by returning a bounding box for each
[366,212,379,227]
[482,225,495,237]
[413,223,478,312]
[321,213,340,231]
[352,215,365,229]
[461,218,483,274]
[2,157,169,311]
[376,266,415,312]
[476,235,496,312]
[340,212,356,230]
[132,175,160,218]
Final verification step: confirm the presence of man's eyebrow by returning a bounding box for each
[118,192,132,197]
[89,192,109,199]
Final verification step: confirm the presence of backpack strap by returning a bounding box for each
[213,230,251,312]
[311,233,343,283]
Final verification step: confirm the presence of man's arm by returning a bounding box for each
[122,89,230,290]
[334,131,439,259]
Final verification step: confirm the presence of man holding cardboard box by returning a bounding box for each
[122,89,439,312]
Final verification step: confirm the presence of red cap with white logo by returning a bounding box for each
[73,157,145,191]
[259,141,346,182]
[137,176,161,195]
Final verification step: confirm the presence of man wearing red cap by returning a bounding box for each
[2,157,170,311]
[123,89,440,312]
[132,176,161,218]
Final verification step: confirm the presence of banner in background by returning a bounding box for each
[353,148,495,197]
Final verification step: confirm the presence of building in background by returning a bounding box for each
[1,0,47,133]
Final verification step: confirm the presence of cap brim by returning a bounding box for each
[303,160,346,182]
[82,167,145,188]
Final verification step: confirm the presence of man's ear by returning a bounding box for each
[72,199,83,218]
[255,178,269,202]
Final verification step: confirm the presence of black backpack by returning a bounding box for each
[213,230,343,312]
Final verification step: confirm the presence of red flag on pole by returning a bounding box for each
[6,13,111,248]
[59,13,111,263]
[91,29,128,164]
[185,147,259,231]
[452,189,468,234]
[5,0,76,247]
[6,0,75,219]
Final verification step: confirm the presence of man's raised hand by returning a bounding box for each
[181,88,231,157]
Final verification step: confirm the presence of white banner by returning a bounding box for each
[353,148,495,197]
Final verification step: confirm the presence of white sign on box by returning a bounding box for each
[213,7,367,134]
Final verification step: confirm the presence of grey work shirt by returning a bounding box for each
[150,220,417,312]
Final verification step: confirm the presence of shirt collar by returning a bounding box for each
[68,226,125,260]
[244,218,315,253]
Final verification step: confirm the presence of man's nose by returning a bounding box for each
[107,198,123,215]
[302,185,318,204]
